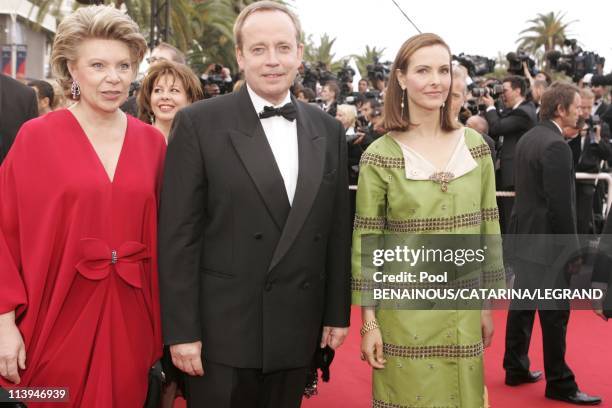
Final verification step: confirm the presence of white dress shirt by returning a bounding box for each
[247,84,299,205]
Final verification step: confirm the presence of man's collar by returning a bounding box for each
[512,98,525,110]
[550,119,563,134]
[246,84,291,115]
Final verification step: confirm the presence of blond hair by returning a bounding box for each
[336,104,357,125]
[51,5,147,96]
[233,1,302,50]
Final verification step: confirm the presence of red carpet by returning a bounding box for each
[175,307,611,407]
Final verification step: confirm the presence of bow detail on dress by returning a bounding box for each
[75,238,149,288]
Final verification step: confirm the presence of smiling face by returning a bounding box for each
[68,38,135,113]
[396,44,451,112]
[236,10,303,105]
[150,74,190,123]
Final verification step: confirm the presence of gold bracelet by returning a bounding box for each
[360,320,380,336]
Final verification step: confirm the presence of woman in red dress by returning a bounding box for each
[0,6,165,407]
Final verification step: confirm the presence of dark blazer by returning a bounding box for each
[568,133,612,174]
[486,100,537,188]
[158,85,351,373]
[508,120,578,264]
[0,74,38,164]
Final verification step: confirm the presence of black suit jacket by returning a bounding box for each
[0,74,38,164]
[568,132,612,174]
[486,100,537,188]
[508,120,579,264]
[158,86,351,372]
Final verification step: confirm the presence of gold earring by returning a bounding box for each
[401,88,406,120]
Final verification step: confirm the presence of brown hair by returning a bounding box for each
[233,1,302,50]
[539,81,579,121]
[383,33,458,132]
[51,5,147,98]
[137,60,203,123]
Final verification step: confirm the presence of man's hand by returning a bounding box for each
[0,314,26,384]
[481,94,495,108]
[320,326,349,350]
[170,341,204,376]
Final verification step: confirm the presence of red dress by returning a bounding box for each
[0,109,165,407]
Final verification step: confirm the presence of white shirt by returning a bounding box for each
[592,98,603,116]
[246,84,299,205]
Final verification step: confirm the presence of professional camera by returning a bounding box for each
[366,57,391,83]
[545,39,605,82]
[506,51,536,76]
[128,80,141,97]
[471,82,504,99]
[453,54,496,77]
[337,62,356,99]
[302,61,336,91]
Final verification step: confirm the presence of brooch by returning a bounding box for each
[429,171,454,192]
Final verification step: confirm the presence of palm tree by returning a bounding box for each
[516,11,576,54]
[303,33,337,68]
[352,45,386,78]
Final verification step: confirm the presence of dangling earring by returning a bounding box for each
[401,88,407,120]
[440,102,445,126]
[71,80,80,99]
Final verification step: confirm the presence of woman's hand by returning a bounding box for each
[0,312,26,384]
[361,328,386,369]
[481,310,494,348]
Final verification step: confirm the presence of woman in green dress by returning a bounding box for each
[352,33,503,407]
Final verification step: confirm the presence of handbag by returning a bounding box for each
[303,345,335,398]
[143,360,165,408]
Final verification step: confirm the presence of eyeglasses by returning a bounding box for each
[146,56,167,64]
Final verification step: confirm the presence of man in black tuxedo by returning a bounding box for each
[482,76,537,232]
[158,2,350,407]
[503,82,601,405]
[0,74,38,164]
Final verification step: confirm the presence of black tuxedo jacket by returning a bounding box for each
[0,74,38,164]
[486,100,537,188]
[568,132,612,174]
[158,86,351,372]
[508,120,579,264]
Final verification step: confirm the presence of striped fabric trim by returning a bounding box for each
[360,152,405,169]
[354,208,499,233]
[469,144,492,159]
[354,215,386,230]
[351,277,481,292]
[383,342,483,359]
[373,400,455,408]
[483,267,506,285]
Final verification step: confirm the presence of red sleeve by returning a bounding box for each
[0,132,27,316]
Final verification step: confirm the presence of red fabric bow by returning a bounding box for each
[75,238,149,288]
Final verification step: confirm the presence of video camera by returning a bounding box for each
[506,50,536,77]
[337,61,356,99]
[545,39,605,82]
[453,53,496,77]
[366,57,390,84]
[302,61,336,91]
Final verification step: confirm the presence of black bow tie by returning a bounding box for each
[258,103,297,121]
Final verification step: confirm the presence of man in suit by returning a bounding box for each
[482,76,537,232]
[503,82,601,405]
[567,88,612,234]
[0,73,38,164]
[158,2,350,407]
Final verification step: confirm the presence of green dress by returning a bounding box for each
[351,128,504,408]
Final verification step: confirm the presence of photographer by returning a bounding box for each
[482,75,537,231]
[358,78,369,94]
[358,98,384,147]
[201,63,234,96]
[567,88,612,234]
[320,81,339,116]
[335,104,364,185]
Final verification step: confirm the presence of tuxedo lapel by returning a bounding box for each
[268,99,325,272]
[228,87,290,230]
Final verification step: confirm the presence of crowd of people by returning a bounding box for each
[0,1,611,407]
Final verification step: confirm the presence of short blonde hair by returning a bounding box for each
[336,104,357,125]
[233,1,302,50]
[51,5,147,96]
